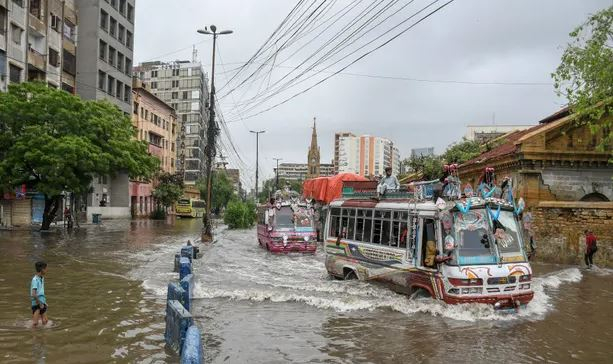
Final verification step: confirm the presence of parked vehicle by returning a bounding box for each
[324,178,533,310]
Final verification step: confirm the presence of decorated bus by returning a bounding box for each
[175,198,206,218]
[324,167,534,310]
[257,188,318,254]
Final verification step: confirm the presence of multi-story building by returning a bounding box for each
[134,60,209,186]
[276,162,334,181]
[333,132,355,173]
[410,147,434,158]
[75,0,134,114]
[465,124,534,144]
[130,78,177,217]
[0,0,77,92]
[74,0,135,220]
[337,135,401,177]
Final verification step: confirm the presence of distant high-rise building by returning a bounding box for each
[134,60,210,186]
[276,162,334,181]
[338,135,400,177]
[333,132,355,173]
[411,147,435,158]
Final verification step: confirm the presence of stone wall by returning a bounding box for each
[541,168,613,201]
[531,202,613,268]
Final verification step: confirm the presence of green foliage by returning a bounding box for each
[197,170,236,214]
[258,178,303,203]
[0,83,159,229]
[404,155,444,180]
[152,172,184,213]
[442,139,481,165]
[552,6,613,150]
[223,199,256,229]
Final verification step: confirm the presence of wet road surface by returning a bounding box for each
[1,220,612,363]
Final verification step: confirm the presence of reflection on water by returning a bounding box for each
[1,222,612,363]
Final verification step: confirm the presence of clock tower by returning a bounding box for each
[307,118,321,179]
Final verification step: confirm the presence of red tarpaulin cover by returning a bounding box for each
[303,173,369,203]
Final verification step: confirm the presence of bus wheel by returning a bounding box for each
[343,268,357,280]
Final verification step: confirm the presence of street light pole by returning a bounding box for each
[273,158,282,191]
[197,25,233,242]
[250,130,265,201]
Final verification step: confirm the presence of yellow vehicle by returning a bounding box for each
[175,199,206,218]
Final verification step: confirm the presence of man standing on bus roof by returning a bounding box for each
[377,167,400,198]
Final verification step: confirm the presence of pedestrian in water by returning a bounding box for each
[31,261,48,327]
[584,230,598,269]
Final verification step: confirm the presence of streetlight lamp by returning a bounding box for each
[250,130,266,201]
[197,24,233,242]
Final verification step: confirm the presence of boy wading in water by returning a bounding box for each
[31,261,48,327]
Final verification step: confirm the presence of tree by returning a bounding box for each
[223,199,256,229]
[210,170,235,214]
[0,83,159,230]
[404,155,444,180]
[552,6,613,150]
[152,172,184,218]
[442,139,481,165]
[258,177,303,203]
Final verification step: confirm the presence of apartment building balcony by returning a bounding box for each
[148,143,163,159]
[27,48,46,78]
[28,13,46,36]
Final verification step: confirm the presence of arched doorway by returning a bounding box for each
[580,192,609,202]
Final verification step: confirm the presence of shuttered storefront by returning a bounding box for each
[12,199,32,227]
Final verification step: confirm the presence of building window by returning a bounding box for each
[119,0,126,15]
[172,80,179,88]
[133,102,139,114]
[125,58,132,75]
[62,83,75,94]
[29,0,42,19]
[108,47,116,66]
[151,81,157,89]
[9,64,21,83]
[126,31,133,49]
[11,0,24,7]
[48,48,60,67]
[172,92,178,99]
[11,23,23,45]
[117,52,124,71]
[0,8,6,36]
[116,81,123,100]
[62,50,76,75]
[118,24,125,44]
[172,68,180,77]
[109,17,117,38]
[98,70,106,89]
[107,76,115,95]
[151,70,158,77]
[127,4,134,22]
[110,0,117,9]
[124,85,130,103]
[100,9,108,31]
[50,13,61,32]
[182,91,189,99]
[63,20,76,42]
[99,40,107,60]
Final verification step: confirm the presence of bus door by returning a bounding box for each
[417,216,439,271]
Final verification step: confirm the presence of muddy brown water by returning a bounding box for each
[0,220,612,363]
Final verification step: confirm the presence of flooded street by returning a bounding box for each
[1,221,612,363]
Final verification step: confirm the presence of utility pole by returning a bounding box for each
[273,158,282,191]
[250,130,265,201]
[197,25,233,242]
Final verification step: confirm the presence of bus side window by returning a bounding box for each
[422,219,437,266]
[329,208,341,238]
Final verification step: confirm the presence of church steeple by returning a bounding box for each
[307,117,321,179]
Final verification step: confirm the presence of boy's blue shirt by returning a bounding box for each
[30,275,46,306]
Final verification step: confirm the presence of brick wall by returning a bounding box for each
[531,202,613,267]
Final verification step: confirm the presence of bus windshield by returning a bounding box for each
[451,209,496,264]
[274,207,295,229]
[492,210,524,257]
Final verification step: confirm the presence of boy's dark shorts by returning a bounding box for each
[32,304,47,315]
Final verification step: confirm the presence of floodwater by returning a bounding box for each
[1,220,612,363]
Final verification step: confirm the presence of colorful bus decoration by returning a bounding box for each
[324,174,533,311]
[175,199,206,218]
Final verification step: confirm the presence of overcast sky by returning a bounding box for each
[134,0,612,189]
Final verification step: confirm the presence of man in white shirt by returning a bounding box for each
[377,167,400,197]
